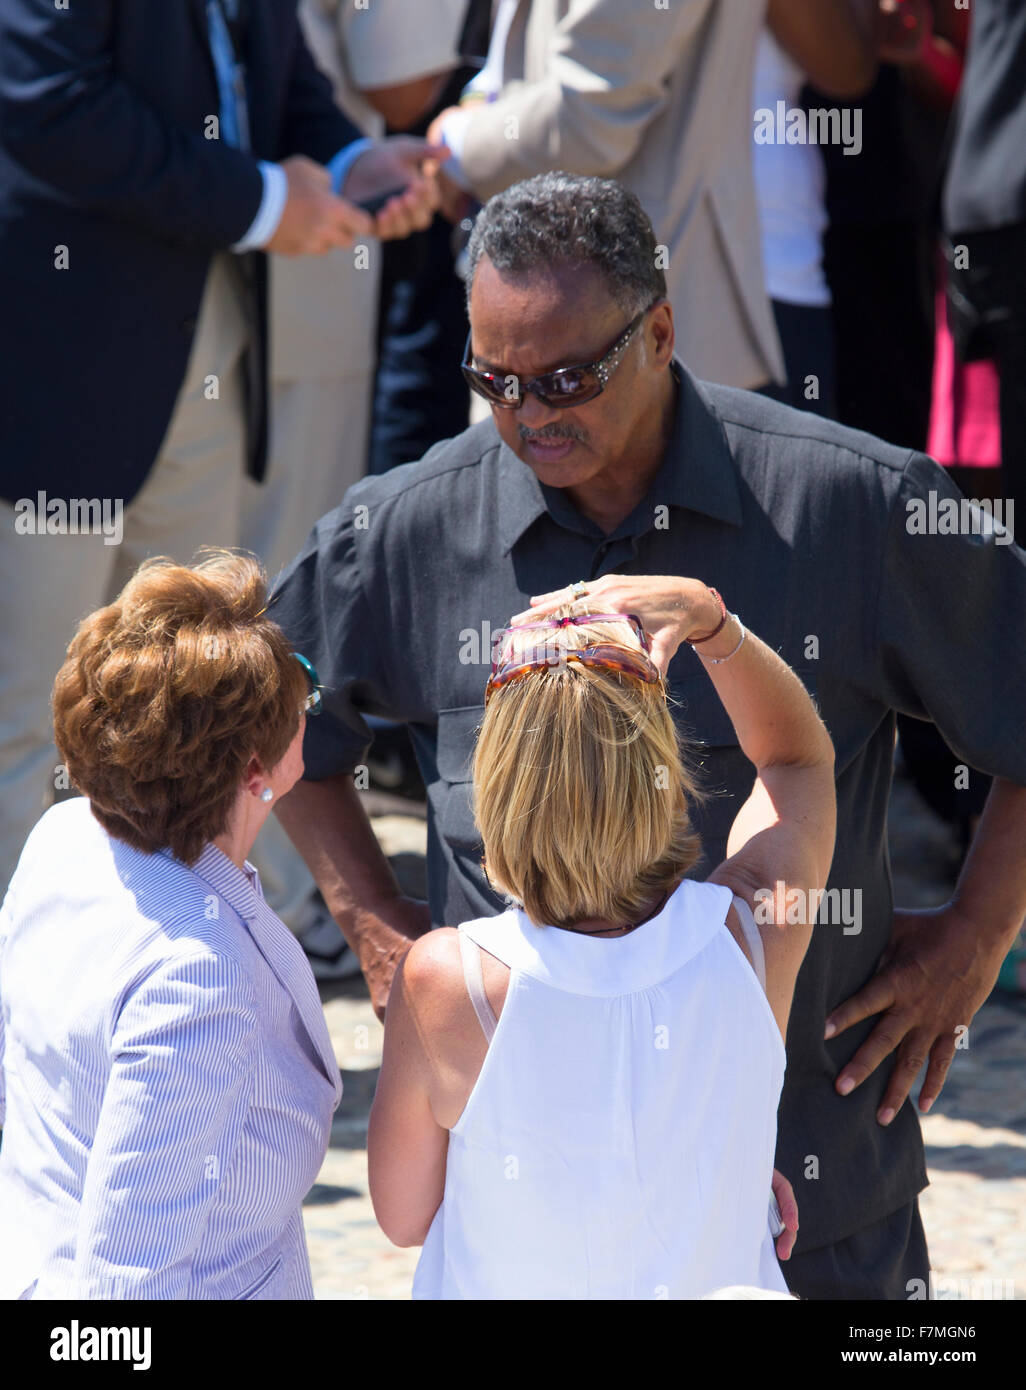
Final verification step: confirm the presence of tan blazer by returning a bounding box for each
[459,0,785,390]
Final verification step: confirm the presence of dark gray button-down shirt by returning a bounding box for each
[268,359,1026,1253]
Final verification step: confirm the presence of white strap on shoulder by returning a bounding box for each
[458,927,498,1043]
[731,894,767,995]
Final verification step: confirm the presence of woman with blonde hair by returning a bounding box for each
[0,550,338,1299]
[369,579,835,1299]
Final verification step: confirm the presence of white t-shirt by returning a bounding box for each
[752,29,831,308]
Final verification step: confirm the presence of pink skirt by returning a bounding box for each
[927,281,1001,468]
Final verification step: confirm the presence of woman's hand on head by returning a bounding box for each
[509,575,722,677]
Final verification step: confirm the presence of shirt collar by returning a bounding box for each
[160,840,264,926]
[495,358,743,556]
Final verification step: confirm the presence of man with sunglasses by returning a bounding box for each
[267,172,1026,1300]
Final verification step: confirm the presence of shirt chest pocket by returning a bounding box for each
[435,704,487,851]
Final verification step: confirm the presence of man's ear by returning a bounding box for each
[650,300,675,366]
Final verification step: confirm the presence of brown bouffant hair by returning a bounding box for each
[473,602,706,929]
[52,549,308,866]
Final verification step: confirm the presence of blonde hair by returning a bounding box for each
[52,548,307,866]
[473,602,705,927]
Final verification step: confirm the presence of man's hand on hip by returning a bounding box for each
[824,904,1009,1123]
[266,154,374,255]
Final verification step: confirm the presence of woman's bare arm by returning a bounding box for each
[697,603,836,1039]
[367,932,457,1247]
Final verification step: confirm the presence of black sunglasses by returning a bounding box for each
[461,300,658,410]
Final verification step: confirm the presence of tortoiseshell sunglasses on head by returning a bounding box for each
[485,612,662,704]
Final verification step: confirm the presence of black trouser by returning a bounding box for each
[822,220,935,452]
[783,1198,931,1301]
[366,63,475,479]
[367,211,470,477]
[758,300,838,420]
[946,221,1026,546]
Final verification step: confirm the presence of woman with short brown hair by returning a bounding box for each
[0,550,338,1300]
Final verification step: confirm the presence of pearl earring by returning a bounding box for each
[260,787,273,803]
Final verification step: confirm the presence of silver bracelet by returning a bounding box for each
[696,615,746,664]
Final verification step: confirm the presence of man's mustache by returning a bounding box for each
[518,424,587,443]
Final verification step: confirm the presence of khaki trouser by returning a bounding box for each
[240,239,378,930]
[0,254,249,896]
[242,368,373,928]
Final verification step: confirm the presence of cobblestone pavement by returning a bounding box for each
[303,774,1026,1300]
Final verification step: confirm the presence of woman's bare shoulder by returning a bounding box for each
[399,927,464,1001]
[399,927,510,1040]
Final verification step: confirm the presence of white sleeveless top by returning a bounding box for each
[412,879,789,1300]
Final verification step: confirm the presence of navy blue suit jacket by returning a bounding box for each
[0,0,362,506]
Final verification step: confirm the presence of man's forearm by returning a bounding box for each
[767,0,878,97]
[951,776,1026,950]
[363,72,451,132]
[272,774,403,947]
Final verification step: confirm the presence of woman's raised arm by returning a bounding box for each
[691,590,836,1038]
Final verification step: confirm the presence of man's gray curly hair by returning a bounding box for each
[465,172,667,317]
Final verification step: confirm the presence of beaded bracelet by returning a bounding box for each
[696,615,746,664]
[684,587,728,645]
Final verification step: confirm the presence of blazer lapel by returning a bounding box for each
[241,901,343,1101]
[178,845,342,1101]
[188,0,220,101]
[188,0,212,55]
[190,0,272,157]
[239,0,272,158]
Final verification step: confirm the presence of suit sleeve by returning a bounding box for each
[872,451,1026,785]
[55,951,260,1300]
[0,0,264,249]
[276,10,366,162]
[458,0,712,198]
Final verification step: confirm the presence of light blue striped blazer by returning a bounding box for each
[0,797,342,1299]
